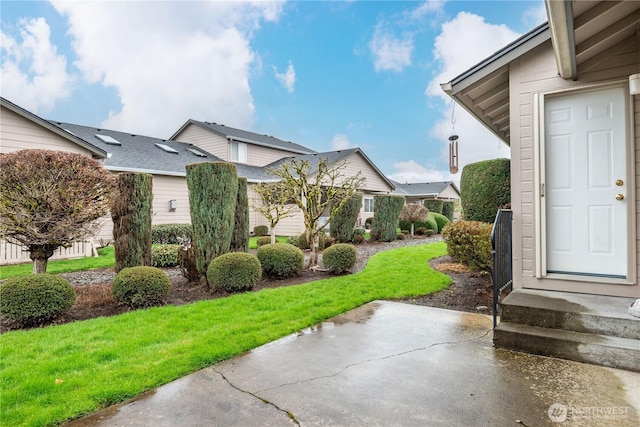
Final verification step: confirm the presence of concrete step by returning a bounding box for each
[499,289,639,340]
[494,322,640,372]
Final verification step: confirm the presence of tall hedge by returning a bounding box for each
[442,201,455,221]
[230,177,249,252]
[370,195,405,242]
[186,162,238,275]
[330,193,363,243]
[423,199,444,214]
[112,173,153,273]
[460,158,510,223]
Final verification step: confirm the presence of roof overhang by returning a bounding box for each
[546,0,577,80]
[441,23,551,145]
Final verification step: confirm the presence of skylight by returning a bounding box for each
[187,148,207,157]
[95,134,121,145]
[155,143,179,154]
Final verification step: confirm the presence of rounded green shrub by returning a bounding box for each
[442,220,493,272]
[429,212,451,233]
[207,252,261,292]
[257,243,304,278]
[396,232,405,240]
[297,232,325,250]
[424,229,435,237]
[112,266,171,309]
[0,275,76,325]
[253,225,269,236]
[151,244,180,267]
[256,236,271,247]
[286,236,298,246]
[322,243,356,274]
[416,226,427,235]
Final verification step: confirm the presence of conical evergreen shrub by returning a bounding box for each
[230,177,249,252]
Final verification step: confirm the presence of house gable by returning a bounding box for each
[0,98,106,158]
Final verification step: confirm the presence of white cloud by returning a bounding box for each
[388,160,448,184]
[50,1,285,137]
[410,1,447,20]
[369,24,413,72]
[425,11,517,184]
[0,17,74,113]
[331,133,355,151]
[274,60,296,93]
[522,3,548,28]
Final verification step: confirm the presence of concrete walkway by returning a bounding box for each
[69,302,639,426]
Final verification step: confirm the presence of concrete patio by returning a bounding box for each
[68,301,639,426]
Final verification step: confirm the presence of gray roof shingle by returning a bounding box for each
[391,180,459,197]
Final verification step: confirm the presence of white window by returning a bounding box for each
[230,141,247,163]
[363,197,374,214]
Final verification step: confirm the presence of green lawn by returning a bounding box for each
[0,242,449,427]
[0,237,288,278]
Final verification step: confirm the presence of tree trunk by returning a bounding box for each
[411,223,415,237]
[29,244,56,274]
[270,226,276,244]
[308,230,318,269]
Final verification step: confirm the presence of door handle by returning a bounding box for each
[616,194,624,201]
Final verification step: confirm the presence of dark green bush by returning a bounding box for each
[441,221,493,272]
[353,227,366,237]
[399,218,437,234]
[286,236,298,246]
[396,233,405,240]
[207,252,261,292]
[423,199,444,214]
[297,232,325,250]
[253,225,269,236]
[112,266,171,309]
[187,162,238,275]
[257,243,304,278]
[0,275,76,325]
[322,243,356,274]
[429,212,451,233]
[256,236,271,247]
[151,223,193,244]
[330,193,362,243]
[370,195,405,242]
[442,201,455,221]
[151,244,180,267]
[112,172,153,272]
[416,226,426,235]
[424,229,435,237]
[460,158,510,223]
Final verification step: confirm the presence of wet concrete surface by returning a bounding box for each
[68,301,640,426]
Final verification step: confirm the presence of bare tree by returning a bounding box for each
[399,203,429,237]
[268,158,364,268]
[0,150,114,273]
[252,181,297,244]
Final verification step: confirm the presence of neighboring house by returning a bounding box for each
[0,97,396,263]
[171,119,396,229]
[442,0,639,370]
[391,180,460,204]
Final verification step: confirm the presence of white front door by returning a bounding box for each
[544,86,628,278]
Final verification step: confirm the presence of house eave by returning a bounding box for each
[546,0,577,80]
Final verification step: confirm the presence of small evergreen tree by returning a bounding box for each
[442,201,455,221]
[330,193,363,243]
[370,195,405,242]
[112,173,153,273]
[186,162,238,275]
[230,177,249,252]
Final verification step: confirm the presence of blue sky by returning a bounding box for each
[1,1,547,185]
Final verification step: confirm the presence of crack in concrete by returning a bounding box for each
[212,368,301,426]
[256,329,493,394]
